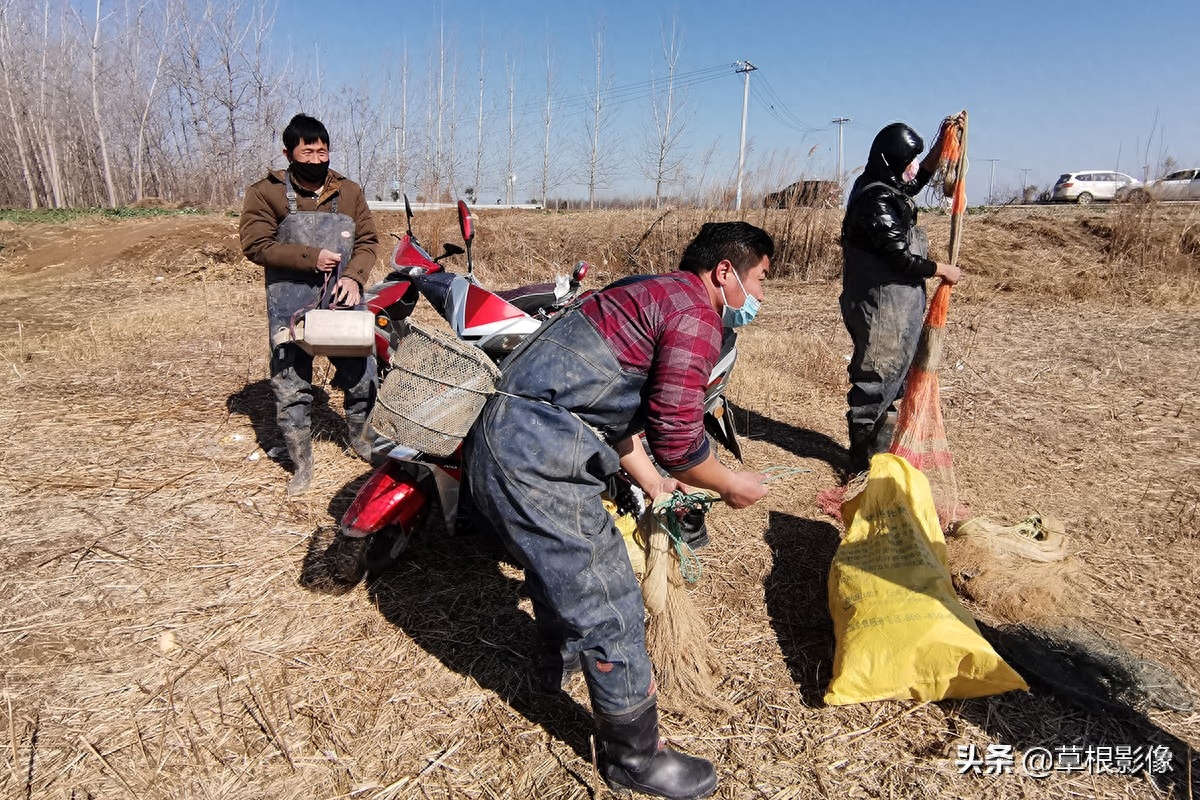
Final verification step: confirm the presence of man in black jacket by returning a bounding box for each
[840,122,961,473]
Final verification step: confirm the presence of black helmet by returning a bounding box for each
[866,123,924,182]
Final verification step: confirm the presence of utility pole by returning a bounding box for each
[984,158,1000,205]
[1020,168,1031,201]
[734,60,756,211]
[831,117,851,187]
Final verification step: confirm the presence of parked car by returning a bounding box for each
[1050,171,1138,204]
[1115,169,1200,202]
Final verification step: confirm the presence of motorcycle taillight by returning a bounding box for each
[341,461,428,537]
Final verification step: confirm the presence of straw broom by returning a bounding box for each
[621,490,733,715]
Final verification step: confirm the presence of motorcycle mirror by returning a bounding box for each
[403,194,414,236]
[572,260,590,283]
[457,200,474,244]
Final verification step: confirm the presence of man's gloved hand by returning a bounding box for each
[333,276,362,307]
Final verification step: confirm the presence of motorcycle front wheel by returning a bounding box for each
[362,522,420,577]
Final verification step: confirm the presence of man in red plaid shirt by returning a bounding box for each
[465,221,773,800]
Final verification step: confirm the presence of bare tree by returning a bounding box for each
[379,48,409,200]
[581,19,617,209]
[88,0,118,206]
[35,0,66,206]
[0,1,41,207]
[539,35,556,207]
[638,17,691,208]
[399,46,409,195]
[472,36,485,201]
[331,76,386,197]
[434,16,445,197]
[444,44,461,201]
[132,0,174,201]
[504,52,516,204]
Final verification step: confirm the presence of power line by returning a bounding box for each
[472,63,733,126]
[752,74,826,134]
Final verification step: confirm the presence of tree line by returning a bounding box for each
[0,0,767,210]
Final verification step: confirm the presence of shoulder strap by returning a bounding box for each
[282,170,298,215]
[849,181,897,204]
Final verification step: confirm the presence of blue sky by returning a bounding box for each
[272,0,1199,202]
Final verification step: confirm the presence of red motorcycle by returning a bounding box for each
[321,198,742,589]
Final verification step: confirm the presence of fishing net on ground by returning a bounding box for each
[943,517,1194,715]
[985,619,1195,715]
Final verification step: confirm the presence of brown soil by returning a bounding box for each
[0,206,1196,798]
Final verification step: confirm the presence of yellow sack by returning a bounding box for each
[824,454,1028,705]
[607,498,644,575]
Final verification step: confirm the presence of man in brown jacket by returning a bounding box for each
[240,114,381,496]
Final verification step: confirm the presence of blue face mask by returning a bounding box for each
[721,267,761,327]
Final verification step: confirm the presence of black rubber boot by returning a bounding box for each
[847,425,875,474]
[346,417,378,463]
[325,531,368,588]
[868,411,898,460]
[283,428,314,497]
[596,702,717,800]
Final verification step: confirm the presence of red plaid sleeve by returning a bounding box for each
[580,272,722,470]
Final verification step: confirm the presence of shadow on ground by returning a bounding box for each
[226,378,355,456]
[728,400,848,474]
[299,507,597,767]
[762,510,841,707]
[953,626,1199,794]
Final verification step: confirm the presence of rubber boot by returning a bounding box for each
[324,531,368,588]
[346,417,377,464]
[596,702,717,800]
[283,428,314,497]
[847,424,875,474]
[868,410,898,460]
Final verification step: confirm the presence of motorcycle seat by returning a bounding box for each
[493,282,562,315]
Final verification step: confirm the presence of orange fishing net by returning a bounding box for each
[889,111,969,525]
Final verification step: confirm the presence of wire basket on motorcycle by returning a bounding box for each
[370,321,501,457]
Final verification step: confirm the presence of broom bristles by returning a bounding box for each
[645,560,733,715]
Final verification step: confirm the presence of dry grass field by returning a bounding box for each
[1,201,1197,799]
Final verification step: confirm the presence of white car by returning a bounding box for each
[1116,169,1200,202]
[1050,171,1138,204]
